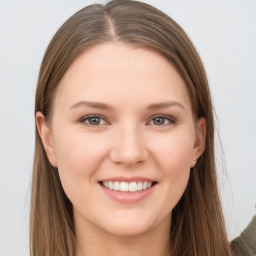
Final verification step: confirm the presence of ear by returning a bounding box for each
[191,117,206,168]
[35,112,58,167]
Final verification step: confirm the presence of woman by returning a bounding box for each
[31,0,233,255]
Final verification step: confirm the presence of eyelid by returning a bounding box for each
[147,114,176,126]
[79,114,176,127]
[79,114,108,126]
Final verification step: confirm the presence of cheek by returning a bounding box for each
[54,129,106,173]
[52,128,109,200]
[153,130,194,173]
[150,130,194,206]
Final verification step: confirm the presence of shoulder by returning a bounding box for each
[230,216,256,256]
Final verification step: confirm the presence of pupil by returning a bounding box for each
[154,117,164,125]
[89,117,100,125]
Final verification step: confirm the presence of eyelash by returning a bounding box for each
[79,114,176,127]
[80,115,108,126]
[148,115,176,126]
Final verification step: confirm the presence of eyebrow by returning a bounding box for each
[69,100,185,111]
[70,101,113,110]
[147,101,185,110]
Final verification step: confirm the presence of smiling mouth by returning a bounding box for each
[99,181,157,192]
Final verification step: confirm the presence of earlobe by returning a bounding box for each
[191,117,206,168]
[35,112,58,167]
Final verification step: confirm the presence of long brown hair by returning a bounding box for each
[31,1,233,255]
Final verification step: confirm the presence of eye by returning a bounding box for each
[80,115,107,126]
[148,115,175,126]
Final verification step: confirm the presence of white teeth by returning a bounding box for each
[129,182,137,192]
[137,182,142,191]
[101,181,154,192]
[113,181,119,191]
[108,181,114,190]
[103,181,109,188]
[120,182,128,192]
[147,182,152,188]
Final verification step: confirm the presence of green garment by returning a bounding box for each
[231,215,256,256]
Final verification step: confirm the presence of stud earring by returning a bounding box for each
[193,157,196,161]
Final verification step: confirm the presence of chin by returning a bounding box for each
[103,221,153,237]
[97,211,164,238]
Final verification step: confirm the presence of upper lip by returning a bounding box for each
[99,176,157,183]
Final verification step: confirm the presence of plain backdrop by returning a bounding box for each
[0,0,255,255]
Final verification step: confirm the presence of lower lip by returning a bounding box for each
[100,184,156,203]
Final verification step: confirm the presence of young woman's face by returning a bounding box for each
[37,43,205,237]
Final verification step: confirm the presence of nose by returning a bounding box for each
[109,124,148,167]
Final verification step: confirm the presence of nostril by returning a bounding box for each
[109,138,148,166]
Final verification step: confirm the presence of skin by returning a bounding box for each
[36,42,206,256]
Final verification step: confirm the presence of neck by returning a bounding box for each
[75,215,171,256]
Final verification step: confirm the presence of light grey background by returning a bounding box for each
[0,0,255,255]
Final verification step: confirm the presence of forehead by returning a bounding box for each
[54,42,191,112]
